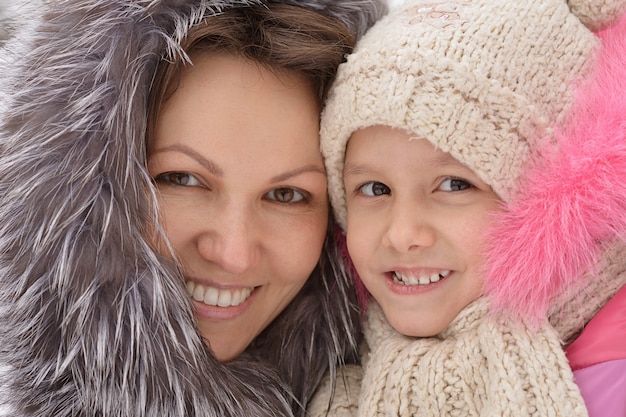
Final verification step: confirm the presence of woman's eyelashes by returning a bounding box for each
[264,187,310,204]
[152,171,312,204]
[153,171,206,188]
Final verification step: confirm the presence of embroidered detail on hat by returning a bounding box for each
[404,2,470,28]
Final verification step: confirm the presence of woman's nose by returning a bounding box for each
[196,205,259,274]
[381,198,436,252]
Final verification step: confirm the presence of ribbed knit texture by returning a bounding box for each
[310,244,626,417]
[357,300,587,417]
[310,300,589,417]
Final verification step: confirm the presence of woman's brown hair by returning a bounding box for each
[147,3,355,148]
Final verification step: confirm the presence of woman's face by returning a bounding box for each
[148,53,328,361]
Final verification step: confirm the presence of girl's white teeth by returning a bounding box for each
[393,270,450,286]
[186,281,253,307]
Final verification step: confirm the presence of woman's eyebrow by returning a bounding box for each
[270,165,326,183]
[151,144,223,177]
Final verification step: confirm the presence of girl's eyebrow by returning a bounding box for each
[343,162,374,177]
[151,144,223,177]
[344,153,462,177]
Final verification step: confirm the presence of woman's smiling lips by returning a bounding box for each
[186,280,257,311]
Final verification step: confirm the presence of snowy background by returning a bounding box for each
[0,0,11,42]
[0,0,31,43]
[387,0,408,9]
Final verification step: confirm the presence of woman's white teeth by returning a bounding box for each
[186,281,253,307]
[393,270,450,286]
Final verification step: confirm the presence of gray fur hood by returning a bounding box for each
[0,1,385,416]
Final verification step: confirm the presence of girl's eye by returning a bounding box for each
[153,172,204,187]
[439,177,473,192]
[265,187,308,204]
[359,181,390,197]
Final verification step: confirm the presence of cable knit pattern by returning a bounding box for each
[356,300,587,417]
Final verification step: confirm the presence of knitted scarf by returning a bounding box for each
[307,241,626,417]
[358,300,587,417]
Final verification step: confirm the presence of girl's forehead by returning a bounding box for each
[346,126,457,162]
[344,125,493,187]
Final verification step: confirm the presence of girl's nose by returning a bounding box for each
[381,198,436,252]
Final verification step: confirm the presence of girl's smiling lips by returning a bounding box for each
[391,269,451,286]
[385,269,454,295]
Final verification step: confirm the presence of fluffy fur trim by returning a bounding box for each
[484,11,626,322]
[0,1,385,416]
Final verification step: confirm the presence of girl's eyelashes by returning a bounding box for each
[358,181,391,197]
[438,177,474,192]
[153,171,205,188]
[264,187,310,204]
[350,177,474,196]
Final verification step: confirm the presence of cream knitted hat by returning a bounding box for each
[321,0,626,229]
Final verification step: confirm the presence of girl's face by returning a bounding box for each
[343,126,502,337]
[148,53,328,361]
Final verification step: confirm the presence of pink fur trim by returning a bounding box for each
[484,12,626,322]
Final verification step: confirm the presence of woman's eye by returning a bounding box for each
[265,187,308,204]
[439,177,473,192]
[154,172,203,187]
[359,181,390,197]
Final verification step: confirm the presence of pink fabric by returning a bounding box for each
[567,285,626,417]
[572,359,626,417]
[566,284,626,370]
